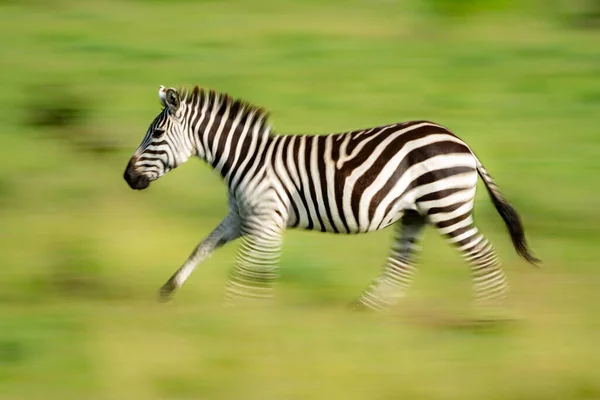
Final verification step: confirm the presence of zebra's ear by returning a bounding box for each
[165,88,180,112]
[158,86,180,111]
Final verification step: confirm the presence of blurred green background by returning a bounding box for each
[1,0,599,398]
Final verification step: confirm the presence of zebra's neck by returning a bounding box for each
[195,115,272,187]
[182,89,273,189]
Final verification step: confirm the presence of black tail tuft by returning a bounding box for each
[488,193,540,266]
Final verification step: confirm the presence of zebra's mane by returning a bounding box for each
[178,85,271,132]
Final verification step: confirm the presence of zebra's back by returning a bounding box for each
[269,120,478,234]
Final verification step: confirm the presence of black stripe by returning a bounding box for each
[190,98,204,146]
[139,162,160,169]
[224,114,258,184]
[455,233,481,249]
[344,123,403,157]
[305,135,325,231]
[232,126,266,193]
[329,135,351,233]
[443,224,473,239]
[219,118,245,179]
[404,166,475,195]
[416,187,471,203]
[193,102,214,158]
[142,149,167,157]
[271,137,300,227]
[434,211,472,229]
[317,135,338,233]
[211,118,235,169]
[427,200,469,216]
[278,136,302,228]
[151,140,170,147]
[138,154,165,163]
[297,136,314,230]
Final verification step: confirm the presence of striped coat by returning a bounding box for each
[124,85,539,312]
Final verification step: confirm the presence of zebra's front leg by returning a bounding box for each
[159,213,242,302]
[356,210,427,311]
[223,214,285,307]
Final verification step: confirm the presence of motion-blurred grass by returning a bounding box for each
[1,1,599,399]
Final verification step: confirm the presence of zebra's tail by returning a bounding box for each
[474,156,540,266]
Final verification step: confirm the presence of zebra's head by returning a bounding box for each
[124,86,193,190]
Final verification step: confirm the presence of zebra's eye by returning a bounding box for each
[151,129,165,139]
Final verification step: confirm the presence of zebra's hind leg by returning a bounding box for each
[223,214,285,307]
[429,204,510,318]
[356,210,427,311]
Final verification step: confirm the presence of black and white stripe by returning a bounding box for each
[124,85,539,312]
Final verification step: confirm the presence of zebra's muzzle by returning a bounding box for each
[124,157,151,190]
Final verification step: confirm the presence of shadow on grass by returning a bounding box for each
[397,305,526,335]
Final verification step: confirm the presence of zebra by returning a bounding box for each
[123,85,539,312]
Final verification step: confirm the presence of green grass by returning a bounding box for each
[1,0,599,398]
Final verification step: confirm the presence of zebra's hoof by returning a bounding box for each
[348,299,371,312]
[158,292,172,303]
[158,281,177,302]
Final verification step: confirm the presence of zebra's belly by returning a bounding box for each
[285,202,410,234]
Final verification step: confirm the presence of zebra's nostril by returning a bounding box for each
[124,159,139,186]
[125,157,138,178]
[124,168,134,184]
